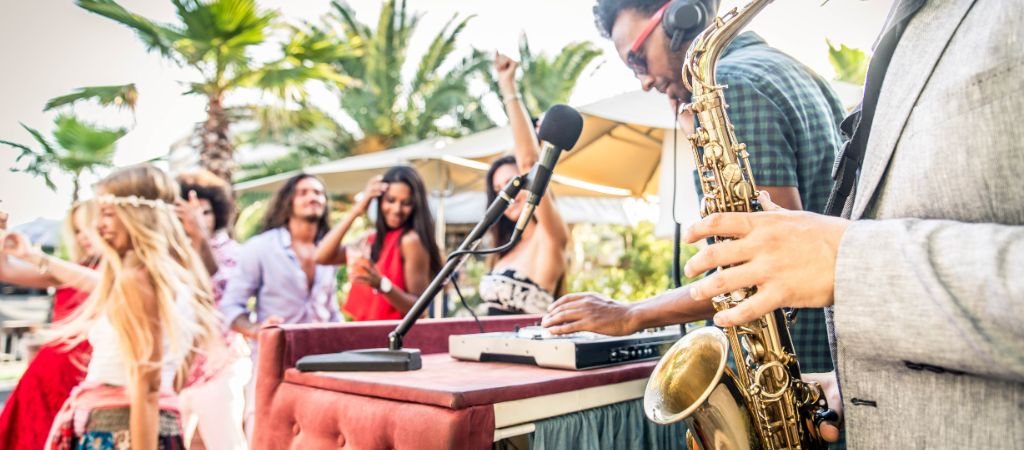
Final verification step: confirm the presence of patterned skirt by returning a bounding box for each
[46,382,185,450]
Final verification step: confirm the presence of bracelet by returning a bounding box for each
[36,254,50,275]
[502,95,521,106]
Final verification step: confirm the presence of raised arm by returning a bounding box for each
[495,52,569,247]
[315,176,388,265]
[0,231,98,291]
[176,191,217,276]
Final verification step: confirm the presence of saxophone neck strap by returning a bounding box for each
[825,0,926,217]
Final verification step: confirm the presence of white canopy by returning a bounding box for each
[233,92,682,199]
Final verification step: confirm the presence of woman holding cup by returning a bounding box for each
[315,166,443,321]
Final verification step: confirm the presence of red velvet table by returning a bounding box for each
[253,317,659,450]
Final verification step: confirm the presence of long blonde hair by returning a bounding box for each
[50,164,222,387]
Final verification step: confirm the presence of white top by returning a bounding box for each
[85,286,198,390]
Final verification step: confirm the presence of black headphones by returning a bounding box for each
[662,0,709,52]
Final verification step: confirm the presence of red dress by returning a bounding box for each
[0,285,91,450]
[342,228,409,321]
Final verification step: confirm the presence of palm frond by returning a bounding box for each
[410,14,473,98]
[234,104,353,163]
[44,83,139,112]
[51,114,126,172]
[320,0,491,152]
[76,0,178,59]
[282,22,360,65]
[516,36,601,113]
[331,0,371,40]
[1,129,58,190]
[235,154,308,183]
[20,124,58,157]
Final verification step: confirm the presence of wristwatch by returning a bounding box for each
[378,276,393,294]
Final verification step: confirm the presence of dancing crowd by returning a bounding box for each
[0,53,571,450]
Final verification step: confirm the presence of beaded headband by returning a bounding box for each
[94,194,171,210]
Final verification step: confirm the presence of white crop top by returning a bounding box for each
[85,287,198,390]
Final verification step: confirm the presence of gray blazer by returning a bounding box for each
[832,0,1024,448]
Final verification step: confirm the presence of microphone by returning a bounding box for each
[512,104,585,235]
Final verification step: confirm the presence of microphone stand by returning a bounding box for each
[296,174,528,372]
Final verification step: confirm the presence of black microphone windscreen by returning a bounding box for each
[537,104,584,151]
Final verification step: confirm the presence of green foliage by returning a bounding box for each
[568,221,700,302]
[44,84,139,112]
[233,196,267,242]
[76,0,276,91]
[78,0,354,96]
[322,0,495,154]
[827,39,868,85]
[478,34,602,117]
[77,0,354,180]
[1,114,126,200]
[232,104,354,182]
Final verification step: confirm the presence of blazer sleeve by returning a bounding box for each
[832,218,1024,383]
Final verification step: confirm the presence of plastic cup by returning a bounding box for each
[347,246,370,280]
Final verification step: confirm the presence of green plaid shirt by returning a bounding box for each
[691,32,846,375]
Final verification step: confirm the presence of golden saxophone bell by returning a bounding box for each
[645,327,760,449]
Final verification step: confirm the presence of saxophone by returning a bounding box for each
[643,1,830,449]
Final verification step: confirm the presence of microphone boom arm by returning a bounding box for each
[388,174,527,350]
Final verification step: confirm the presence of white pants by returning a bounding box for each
[179,355,253,450]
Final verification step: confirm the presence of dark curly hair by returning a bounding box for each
[593,0,717,38]
[176,170,235,232]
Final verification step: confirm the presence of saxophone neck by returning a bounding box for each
[685,0,773,92]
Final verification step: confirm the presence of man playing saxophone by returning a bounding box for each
[543,0,844,434]
[678,0,1024,447]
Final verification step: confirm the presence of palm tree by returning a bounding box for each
[230,24,359,181]
[323,0,494,154]
[1,115,127,204]
[479,34,602,118]
[75,0,348,182]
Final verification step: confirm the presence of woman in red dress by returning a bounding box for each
[0,202,101,450]
[315,166,443,321]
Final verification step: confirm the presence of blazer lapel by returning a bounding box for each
[851,0,978,219]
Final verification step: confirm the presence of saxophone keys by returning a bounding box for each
[721,163,743,183]
[742,334,767,363]
[734,143,749,157]
[734,181,754,199]
[729,288,747,302]
[700,128,712,145]
[699,197,712,217]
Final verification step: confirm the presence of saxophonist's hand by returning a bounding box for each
[802,371,843,443]
[682,191,850,328]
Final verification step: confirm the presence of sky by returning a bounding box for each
[0,0,892,227]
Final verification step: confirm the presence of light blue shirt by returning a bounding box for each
[219,227,340,329]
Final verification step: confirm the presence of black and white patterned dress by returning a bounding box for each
[479,267,554,315]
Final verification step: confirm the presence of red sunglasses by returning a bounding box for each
[626,1,672,76]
